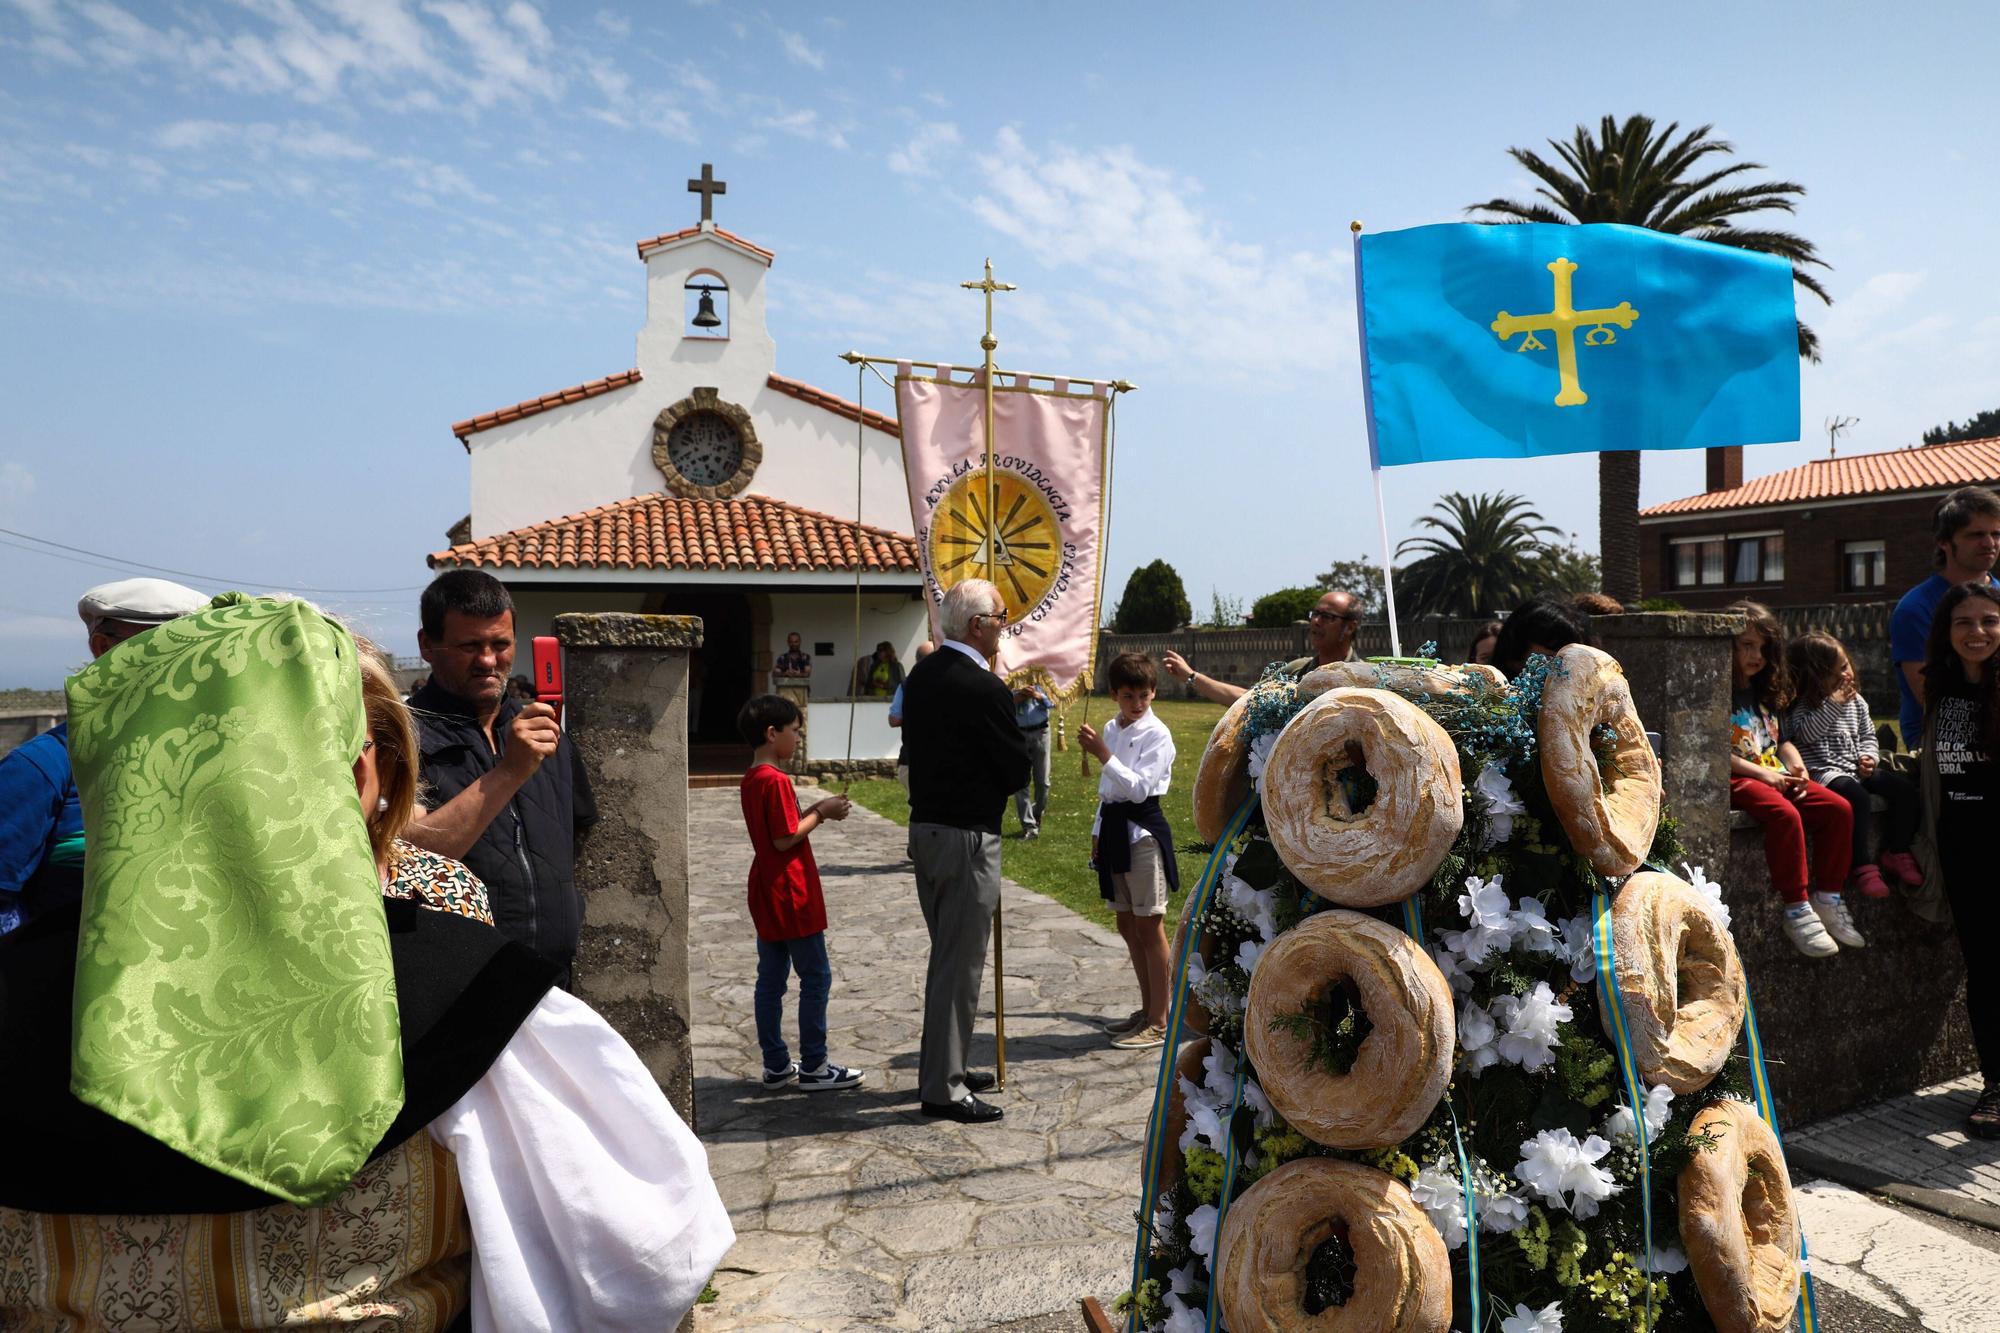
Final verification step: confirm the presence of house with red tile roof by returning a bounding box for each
[429,188,923,755]
[1638,438,2000,608]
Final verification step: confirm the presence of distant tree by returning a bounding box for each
[1314,556,1387,617]
[1111,559,1191,633]
[1529,537,1604,599]
[1395,492,1560,618]
[1200,587,1246,629]
[1249,586,1325,628]
[1923,408,2000,446]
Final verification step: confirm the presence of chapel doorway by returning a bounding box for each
[644,589,752,746]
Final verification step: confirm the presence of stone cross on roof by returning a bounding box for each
[687,163,725,224]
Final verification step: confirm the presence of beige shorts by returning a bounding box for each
[1109,835,1170,917]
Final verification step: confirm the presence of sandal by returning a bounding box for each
[1970,1083,2000,1141]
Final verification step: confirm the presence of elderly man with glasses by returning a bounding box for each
[1161,589,1362,704]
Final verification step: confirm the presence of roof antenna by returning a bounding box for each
[1825,414,1858,459]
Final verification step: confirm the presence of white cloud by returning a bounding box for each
[425,0,563,104]
[593,9,630,37]
[0,460,34,513]
[887,121,959,176]
[777,28,823,70]
[759,107,847,151]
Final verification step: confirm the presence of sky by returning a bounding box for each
[3,1,1997,687]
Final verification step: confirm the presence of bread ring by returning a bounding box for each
[1599,871,1745,1094]
[1153,1038,1211,1196]
[1244,910,1453,1149]
[1215,1157,1451,1333]
[1193,693,1254,845]
[1678,1099,1800,1333]
[1169,900,1219,1037]
[1537,643,1661,876]
[1300,660,1507,700]
[1262,688,1463,904]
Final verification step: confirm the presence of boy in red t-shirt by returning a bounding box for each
[737,694,867,1091]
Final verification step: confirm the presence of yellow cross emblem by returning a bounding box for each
[1491,258,1639,407]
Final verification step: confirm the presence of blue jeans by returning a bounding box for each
[755,932,831,1073]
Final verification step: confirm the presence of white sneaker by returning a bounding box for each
[1782,905,1839,958]
[1811,893,1866,949]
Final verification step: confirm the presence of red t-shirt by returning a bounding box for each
[739,763,826,941]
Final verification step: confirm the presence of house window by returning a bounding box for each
[1669,536,1726,588]
[1843,539,1887,591]
[1668,531,1781,589]
[1729,532,1783,585]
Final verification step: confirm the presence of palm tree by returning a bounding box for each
[1395,492,1560,618]
[1470,115,1831,602]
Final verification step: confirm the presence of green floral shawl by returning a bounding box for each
[63,593,402,1206]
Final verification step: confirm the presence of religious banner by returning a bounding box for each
[1356,221,1799,466]
[895,366,1110,701]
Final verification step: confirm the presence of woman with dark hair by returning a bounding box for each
[1465,619,1505,666]
[1490,595,1590,679]
[1919,581,2000,1138]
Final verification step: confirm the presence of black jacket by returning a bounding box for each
[407,682,597,967]
[901,644,1032,834]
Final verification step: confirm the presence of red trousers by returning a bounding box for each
[1729,775,1853,903]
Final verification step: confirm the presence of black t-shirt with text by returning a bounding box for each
[1932,683,1998,813]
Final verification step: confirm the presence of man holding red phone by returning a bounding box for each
[407,570,597,987]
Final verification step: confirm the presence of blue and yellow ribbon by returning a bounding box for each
[1591,881,1659,1330]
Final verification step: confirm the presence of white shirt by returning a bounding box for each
[1091,710,1176,842]
[430,988,736,1333]
[941,637,990,668]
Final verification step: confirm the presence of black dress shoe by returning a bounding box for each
[962,1070,997,1094]
[920,1093,1004,1123]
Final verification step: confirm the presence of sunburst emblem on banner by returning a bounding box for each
[927,466,1060,619]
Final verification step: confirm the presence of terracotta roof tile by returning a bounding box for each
[765,372,900,437]
[1640,437,2000,518]
[634,225,775,265]
[452,369,641,442]
[428,492,919,576]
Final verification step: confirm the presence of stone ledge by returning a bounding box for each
[1593,610,1747,639]
[798,758,895,781]
[554,612,705,649]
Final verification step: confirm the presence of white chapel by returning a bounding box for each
[428,169,928,758]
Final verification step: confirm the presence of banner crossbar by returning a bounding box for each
[840,350,1138,396]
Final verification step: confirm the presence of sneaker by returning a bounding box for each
[1849,865,1891,901]
[1970,1083,2000,1141]
[1110,1024,1167,1050]
[798,1062,867,1091]
[1881,850,1923,887]
[1810,893,1866,949]
[1023,828,1040,841]
[761,1061,799,1089]
[1782,904,1839,958]
[1104,1009,1147,1035]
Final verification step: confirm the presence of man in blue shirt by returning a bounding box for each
[1891,486,2000,748]
[1012,682,1052,840]
[0,577,207,934]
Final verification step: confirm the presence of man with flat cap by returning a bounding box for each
[0,577,206,935]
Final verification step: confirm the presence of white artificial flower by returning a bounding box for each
[1242,1075,1279,1128]
[1638,1246,1689,1275]
[1492,982,1572,1072]
[1235,937,1267,976]
[1409,1161,1469,1249]
[1500,1300,1565,1333]
[1447,875,1518,964]
[1511,896,1561,955]
[1474,763,1526,848]
[1246,729,1280,791]
[1514,1128,1619,1220]
[1223,874,1280,943]
[1152,1205,1178,1245]
[1604,1083,1675,1144]
[1556,913,1598,984]
[1458,999,1501,1074]
[1162,1293,1207,1333]
[1202,1041,1237,1093]
[1168,1263,1198,1295]
[1186,1203,1220,1262]
[1179,1078,1226,1151]
[1681,861,1732,932]
[1186,948,1210,991]
[1431,943,1475,994]
[1476,1182,1531,1235]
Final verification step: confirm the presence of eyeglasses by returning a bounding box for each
[974,610,1010,625]
[1308,610,1361,626]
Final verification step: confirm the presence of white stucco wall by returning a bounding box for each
[805,699,898,763]
[465,226,909,540]
[766,592,929,700]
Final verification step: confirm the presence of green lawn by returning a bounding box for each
[833,696,1226,931]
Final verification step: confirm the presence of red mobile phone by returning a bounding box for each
[531,636,563,725]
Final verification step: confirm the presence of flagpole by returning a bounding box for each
[1351,221,1403,658]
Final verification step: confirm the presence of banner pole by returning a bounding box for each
[1350,221,1402,658]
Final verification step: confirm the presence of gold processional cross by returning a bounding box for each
[1491,258,1639,407]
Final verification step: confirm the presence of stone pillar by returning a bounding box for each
[1590,611,1744,877]
[553,612,703,1121]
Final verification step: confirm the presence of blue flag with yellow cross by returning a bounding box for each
[1355,222,1800,466]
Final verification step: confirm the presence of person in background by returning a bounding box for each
[1918,581,2000,1138]
[1783,631,1921,901]
[855,641,905,698]
[736,694,865,1093]
[1490,595,1591,679]
[1013,681,1053,840]
[1465,619,1505,666]
[1724,601,1859,958]
[773,632,813,686]
[507,674,536,703]
[406,570,597,988]
[1081,653,1179,1051]
[0,577,206,936]
[888,641,933,795]
[1160,589,1361,702]
[1892,485,2000,750]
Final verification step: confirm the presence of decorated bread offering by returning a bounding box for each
[1122,651,1812,1333]
[1193,693,1256,845]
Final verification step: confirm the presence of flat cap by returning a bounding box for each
[77,577,210,629]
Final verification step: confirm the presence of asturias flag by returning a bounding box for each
[1356,222,1799,466]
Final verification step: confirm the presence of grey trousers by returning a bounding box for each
[909,822,1002,1104]
[1013,726,1051,832]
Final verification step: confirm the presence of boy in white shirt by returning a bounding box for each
[1079,652,1180,1051]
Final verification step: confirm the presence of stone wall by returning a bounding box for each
[554,612,700,1121]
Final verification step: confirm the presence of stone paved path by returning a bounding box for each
[1789,1073,2000,1216]
[686,786,1157,1332]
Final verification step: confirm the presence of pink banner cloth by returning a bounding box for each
[895,374,1109,701]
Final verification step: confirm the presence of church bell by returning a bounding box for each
[691,286,722,329]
